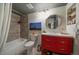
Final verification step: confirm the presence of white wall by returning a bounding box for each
[28,6,66,34]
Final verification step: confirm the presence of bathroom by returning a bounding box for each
[0,3,79,55]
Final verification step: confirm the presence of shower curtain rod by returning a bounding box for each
[12,9,25,16]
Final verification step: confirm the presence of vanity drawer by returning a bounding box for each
[54,45,72,54]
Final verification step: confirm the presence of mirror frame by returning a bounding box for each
[45,15,62,31]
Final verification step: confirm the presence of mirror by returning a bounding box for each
[46,15,62,30]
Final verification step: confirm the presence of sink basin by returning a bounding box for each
[24,41,34,47]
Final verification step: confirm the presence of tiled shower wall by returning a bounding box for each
[7,12,28,42]
[7,13,20,42]
[20,15,28,39]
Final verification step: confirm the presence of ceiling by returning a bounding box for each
[12,3,67,15]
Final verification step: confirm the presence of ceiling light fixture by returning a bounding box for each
[26,3,33,9]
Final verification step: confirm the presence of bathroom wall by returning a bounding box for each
[7,13,20,42]
[28,6,66,34]
[7,10,28,42]
[20,15,28,39]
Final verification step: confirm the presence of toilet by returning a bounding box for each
[24,41,34,55]
[24,34,38,55]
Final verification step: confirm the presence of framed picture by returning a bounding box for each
[67,4,76,25]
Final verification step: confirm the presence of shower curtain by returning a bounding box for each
[0,3,12,52]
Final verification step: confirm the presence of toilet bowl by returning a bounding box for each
[24,34,39,55]
[24,41,34,55]
[25,41,34,47]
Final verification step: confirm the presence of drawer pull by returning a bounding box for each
[60,41,65,44]
[60,48,65,50]
[46,40,51,41]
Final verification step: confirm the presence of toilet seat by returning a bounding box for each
[24,41,34,47]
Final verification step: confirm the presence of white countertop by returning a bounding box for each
[42,33,74,37]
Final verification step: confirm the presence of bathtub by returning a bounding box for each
[0,38,27,55]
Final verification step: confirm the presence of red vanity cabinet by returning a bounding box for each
[41,35,74,55]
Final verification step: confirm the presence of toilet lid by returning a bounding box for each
[25,41,34,47]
